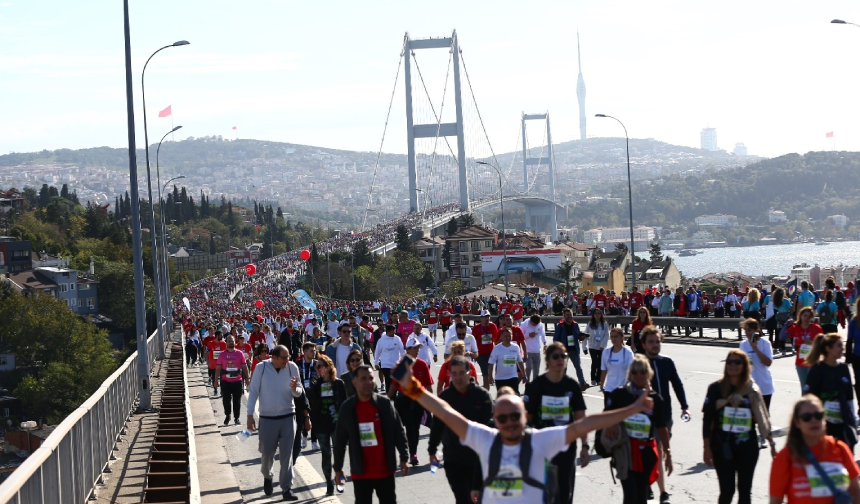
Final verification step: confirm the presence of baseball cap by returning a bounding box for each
[405,337,424,349]
[480,310,491,317]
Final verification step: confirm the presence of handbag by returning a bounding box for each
[803,445,852,504]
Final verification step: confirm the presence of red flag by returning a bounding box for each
[158,105,172,118]
[826,131,834,138]
[256,224,260,231]
[232,126,237,130]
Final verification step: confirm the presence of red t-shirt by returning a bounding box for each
[440,307,453,325]
[506,325,526,347]
[621,298,631,311]
[473,322,499,355]
[511,305,524,322]
[437,360,478,388]
[770,435,859,503]
[206,340,226,369]
[352,400,391,480]
[788,323,824,367]
[236,343,253,362]
[629,292,643,309]
[593,294,607,310]
[498,302,513,316]
[393,358,434,391]
[425,308,438,324]
[249,331,266,347]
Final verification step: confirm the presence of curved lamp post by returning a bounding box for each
[595,114,636,289]
[476,160,508,297]
[157,137,184,334]
[832,19,860,27]
[141,40,188,357]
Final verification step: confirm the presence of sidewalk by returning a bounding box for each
[93,331,178,504]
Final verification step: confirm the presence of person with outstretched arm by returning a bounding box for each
[391,356,654,504]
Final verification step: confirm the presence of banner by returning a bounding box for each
[182,296,191,312]
[292,289,317,311]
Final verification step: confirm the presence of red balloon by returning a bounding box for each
[245,264,257,275]
[255,299,264,308]
[300,250,311,261]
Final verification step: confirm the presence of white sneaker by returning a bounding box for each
[301,435,308,449]
[312,441,320,451]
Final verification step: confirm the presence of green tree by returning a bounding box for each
[446,217,458,236]
[395,224,412,253]
[649,242,663,262]
[439,279,465,299]
[352,239,374,268]
[557,259,575,294]
[459,213,476,228]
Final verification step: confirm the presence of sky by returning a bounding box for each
[2,0,860,159]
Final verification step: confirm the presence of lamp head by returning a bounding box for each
[171,125,183,133]
[177,175,186,180]
[595,114,607,118]
[172,40,191,46]
[832,19,847,24]
[476,161,488,165]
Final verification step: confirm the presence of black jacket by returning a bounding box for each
[649,355,689,419]
[333,393,408,476]
[308,377,348,433]
[428,380,493,458]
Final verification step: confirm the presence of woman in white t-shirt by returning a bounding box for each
[585,310,610,386]
[488,327,527,395]
[737,318,774,410]
[600,328,634,397]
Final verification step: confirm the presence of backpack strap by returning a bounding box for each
[482,431,504,488]
[518,429,546,490]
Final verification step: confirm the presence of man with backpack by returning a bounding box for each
[391,357,653,503]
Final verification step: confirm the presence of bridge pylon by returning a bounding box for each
[521,112,558,241]
[403,31,469,214]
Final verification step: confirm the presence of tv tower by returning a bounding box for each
[576,32,587,141]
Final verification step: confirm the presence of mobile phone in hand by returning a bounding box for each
[391,354,415,382]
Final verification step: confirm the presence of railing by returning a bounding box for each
[0,323,169,504]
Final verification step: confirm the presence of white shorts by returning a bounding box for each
[427,323,438,332]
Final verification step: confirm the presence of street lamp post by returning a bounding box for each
[157,164,185,332]
[832,19,860,27]
[595,114,636,290]
[141,39,189,359]
[122,0,152,410]
[476,161,508,297]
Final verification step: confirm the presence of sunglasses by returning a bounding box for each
[726,359,744,366]
[339,330,351,334]
[349,358,362,363]
[548,353,567,360]
[798,411,825,422]
[630,369,649,375]
[495,412,522,424]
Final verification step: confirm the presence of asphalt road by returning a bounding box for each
[195,337,823,504]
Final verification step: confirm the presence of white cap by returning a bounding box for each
[405,337,424,349]
[480,310,491,317]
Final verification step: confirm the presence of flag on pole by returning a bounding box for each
[826,131,834,138]
[232,126,237,130]
[158,105,172,118]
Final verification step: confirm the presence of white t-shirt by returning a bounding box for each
[489,343,522,380]
[412,332,437,364]
[336,344,352,379]
[326,320,340,339]
[601,346,634,393]
[445,333,479,356]
[739,338,775,395]
[462,422,568,504]
[446,324,472,340]
[520,322,546,353]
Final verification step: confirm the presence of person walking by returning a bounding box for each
[846,299,860,410]
[523,342,589,504]
[764,287,793,354]
[769,395,860,502]
[738,318,775,411]
[307,354,347,495]
[631,307,653,354]
[215,335,250,426]
[787,306,824,391]
[245,345,304,500]
[389,338,434,466]
[702,350,776,504]
[296,342,319,451]
[334,365,409,504]
[601,328,634,396]
[488,327,527,395]
[585,309,610,386]
[392,357,654,504]
[325,323,363,384]
[521,314,547,382]
[428,355,493,504]
[343,348,375,398]
[817,289,840,335]
[803,333,859,453]
[553,308,589,390]
[374,324,405,393]
[602,354,671,504]
[436,341,478,394]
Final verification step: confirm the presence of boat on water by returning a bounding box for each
[814,241,830,246]
[679,249,699,257]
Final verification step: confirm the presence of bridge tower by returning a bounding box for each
[403,31,469,214]
[521,112,558,241]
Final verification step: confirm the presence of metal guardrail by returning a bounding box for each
[0,323,168,504]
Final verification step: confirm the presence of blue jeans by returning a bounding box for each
[567,348,587,385]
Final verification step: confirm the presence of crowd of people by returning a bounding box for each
[176,270,860,504]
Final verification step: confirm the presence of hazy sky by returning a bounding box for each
[2,0,859,158]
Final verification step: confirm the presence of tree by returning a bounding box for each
[209,234,217,254]
[459,213,476,228]
[649,242,663,262]
[446,217,459,236]
[38,184,51,208]
[394,224,412,253]
[439,279,466,299]
[557,259,575,294]
[352,239,374,268]
[614,242,629,253]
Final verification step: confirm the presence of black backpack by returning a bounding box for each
[483,429,558,503]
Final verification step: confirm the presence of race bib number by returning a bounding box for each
[824,400,843,424]
[213,350,222,360]
[567,335,575,346]
[623,413,652,440]
[304,380,311,389]
[486,463,523,499]
[799,344,812,361]
[226,366,239,378]
[502,354,517,367]
[359,422,378,447]
[805,462,850,497]
[321,383,333,398]
[482,333,492,345]
[540,396,570,424]
[721,406,752,433]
